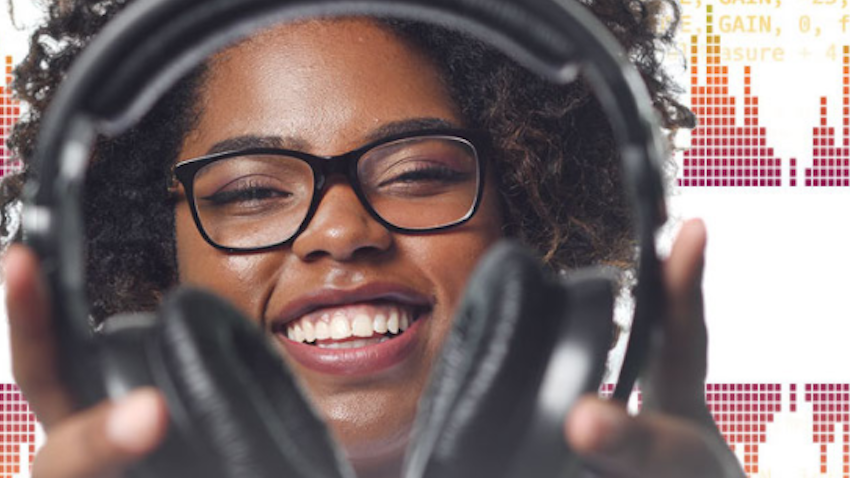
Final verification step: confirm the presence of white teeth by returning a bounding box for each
[315,321,330,340]
[302,321,315,343]
[373,313,388,334]
[352,314,373,338]
[331,315,351,340]
[387,310,399,334]
[283,305,420,344]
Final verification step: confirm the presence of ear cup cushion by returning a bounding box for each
[404,241,565,478]
[509,268,616,477]
[151,287,354,478]
[98,312,225,478]
[403,241,615,478]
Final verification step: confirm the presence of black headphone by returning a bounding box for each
[22,0,668,477]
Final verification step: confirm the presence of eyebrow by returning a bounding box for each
[204,117,461,156]
[363,117,461,143]
[206,135,304,156]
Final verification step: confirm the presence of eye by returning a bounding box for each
[196,174,303,218]
[191,154,314,216]
[377,161,472,187]
[360,137,479,198]
[202,178,293,206]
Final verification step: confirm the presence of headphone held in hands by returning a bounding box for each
[22,0,668,477]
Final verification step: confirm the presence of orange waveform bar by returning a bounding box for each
[0,52,21,178]
[678,4,783,188]
[706,383,780,476]
[804,384,850,477]
[804,46,850,187]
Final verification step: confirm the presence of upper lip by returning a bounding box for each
[269,282,433,331]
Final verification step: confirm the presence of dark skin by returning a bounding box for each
[3,19,743,478]
[175,20,504,471]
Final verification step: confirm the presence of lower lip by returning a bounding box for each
[277,314,427,376]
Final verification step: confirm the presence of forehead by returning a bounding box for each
[181,18,462,158]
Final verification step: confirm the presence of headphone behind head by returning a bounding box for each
[23,0,668,477]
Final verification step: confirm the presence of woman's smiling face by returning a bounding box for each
[173,18,503,474]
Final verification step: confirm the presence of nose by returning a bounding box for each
[291,179,393,262]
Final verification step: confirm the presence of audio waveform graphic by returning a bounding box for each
[803,47,850,187]
[0,384,36,478]
[706,383,781,476]
[804,384,850,477]
[678,4,783,188]
[0,52,20,178]
[4,382,848,478]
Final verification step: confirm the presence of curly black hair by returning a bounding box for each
[1,0,694,322]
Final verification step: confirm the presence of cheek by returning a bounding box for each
[175,204,214,281]
[418,233,497,307]
[433,180,503,291]
[174,204,275,320]
[412,182,504,346]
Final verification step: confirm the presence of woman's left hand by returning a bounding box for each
[564,219,746,478]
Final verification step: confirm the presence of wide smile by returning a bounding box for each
[278,301,427,348]
[270,285,433,376]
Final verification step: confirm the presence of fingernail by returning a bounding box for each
[106,389,164,453]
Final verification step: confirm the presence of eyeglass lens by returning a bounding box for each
[190,136,480,249]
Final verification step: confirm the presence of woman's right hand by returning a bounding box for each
[4,244,169,478]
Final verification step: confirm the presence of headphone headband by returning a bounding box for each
[30,0,666,197]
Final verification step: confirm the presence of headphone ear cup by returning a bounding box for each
[403,240,615,478]
[97,311,227,477]
[141,287,354,478]
[510,267,617,477]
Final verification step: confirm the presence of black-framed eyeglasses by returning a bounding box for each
[172,129,488,252]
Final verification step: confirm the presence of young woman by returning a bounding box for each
[1,1,743,477]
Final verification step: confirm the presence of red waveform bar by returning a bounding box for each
[0,53,21,178]
[678,5,783,188]
[804,46,850,187]
[804,383,850,477]
[791,158,798,187]
[0,384,36,478]
[706,383,780,476]
[603,382,776,477]
[791,383,797,412]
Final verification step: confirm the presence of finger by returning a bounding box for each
[566,397,744,478]
[665,218,707,304]
[644,219,709,416]
[664,218,707,355]
[33,388,168,478]
[4,244,76,427]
